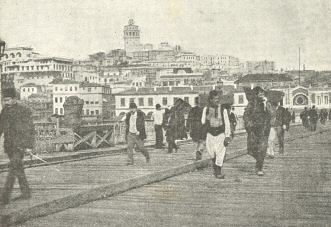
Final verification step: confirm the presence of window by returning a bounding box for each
[75,86,77,91]
[96,110,99,115]
[86,109,89,115]
[148,98,153,106]
[60,97,63,103]
[31,88,34,92]
[60,108,63,115]
[55,97,58,103]
[55,108,58,114]
[55,86,58,91]
[91,101,94,104]
[23,88,25,92]
[184,97,189,103]
[85,101,89,104]
[121,98,125,107]
[88,88,91,92]
[65,86,68,91]
[324,96,329,104]
[70,87,72,91]
[139,98,144,106]
[91,111,94,115]
[317,96,321,105]
[238,95,244,104]
[162,97,168,106]
[311,94,315,103]
[95,101,99,104]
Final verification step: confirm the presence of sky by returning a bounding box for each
[1,0,331,70]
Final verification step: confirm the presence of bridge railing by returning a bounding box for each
[33,117,247,154]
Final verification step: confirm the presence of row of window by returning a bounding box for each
[311,95,329,105]
[84,109,100,116]
[85,101,100,105]
[120,96,190,107]
[124,31,139,36]
[54,86,78,92]
[22,87,36,92]
[54,108,100,116]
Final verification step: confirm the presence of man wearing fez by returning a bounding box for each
[0,88,35,205]
[243,86,271,176]
[125,102,150,165]
[201,90,231,179]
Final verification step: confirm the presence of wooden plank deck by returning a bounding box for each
[21,124,331,227]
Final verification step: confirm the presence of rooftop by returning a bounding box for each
[236,74,293,83]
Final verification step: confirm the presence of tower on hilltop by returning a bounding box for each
[123,19,142,56]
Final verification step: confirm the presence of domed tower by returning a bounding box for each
[123,19,141,56]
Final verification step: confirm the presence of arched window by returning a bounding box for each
[16,52,22,57]
[10,53,15,58]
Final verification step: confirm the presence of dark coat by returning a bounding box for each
[0,104,35,154]
[125,110,146,140]
[187,106,205,142]
[243,100,271,156]
[269,105,287,127]
[165,107,187,140]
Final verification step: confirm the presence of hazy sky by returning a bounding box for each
[1,0,331,70]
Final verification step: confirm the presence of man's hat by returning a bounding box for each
[2,88,17,98]
[155,104,161,109]
[129,102,137,109]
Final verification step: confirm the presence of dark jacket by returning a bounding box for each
[270,105,287,127]
[125,110,146,140]
[0,104,35,154]
[187,106,205,141]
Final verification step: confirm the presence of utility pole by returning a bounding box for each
[299,47,301,85]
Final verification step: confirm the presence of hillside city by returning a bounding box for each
[1,19,330,123]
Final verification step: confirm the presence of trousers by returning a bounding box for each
[154,124,164,148]
[127,133,149,164]
[267,126,284,156]
[206,133,226,167]
[2,150,30,202]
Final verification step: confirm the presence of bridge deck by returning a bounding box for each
[1,124,331,226]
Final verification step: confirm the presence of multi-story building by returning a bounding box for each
[200,55,240,72]
[156,68,205,87]
[73,64,99,83]
[114,85,235,116]
[51,80,115,119]
[20,83,44,100]
[1,47,73,90]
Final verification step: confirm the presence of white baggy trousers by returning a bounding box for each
[206,133,226,166]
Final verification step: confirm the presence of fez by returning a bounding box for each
[129,102,137,109]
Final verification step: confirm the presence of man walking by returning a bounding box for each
[201,90,231,179]
[125,102,150,165]
[187,98,205,160]
[228,107,238,138]
[0,88,35,205]
[243,86,271,176]
[267,101,287,158]
[308,106,318,131]
[152,104,164,149]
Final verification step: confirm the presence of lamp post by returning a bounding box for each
[0,39,6,111]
